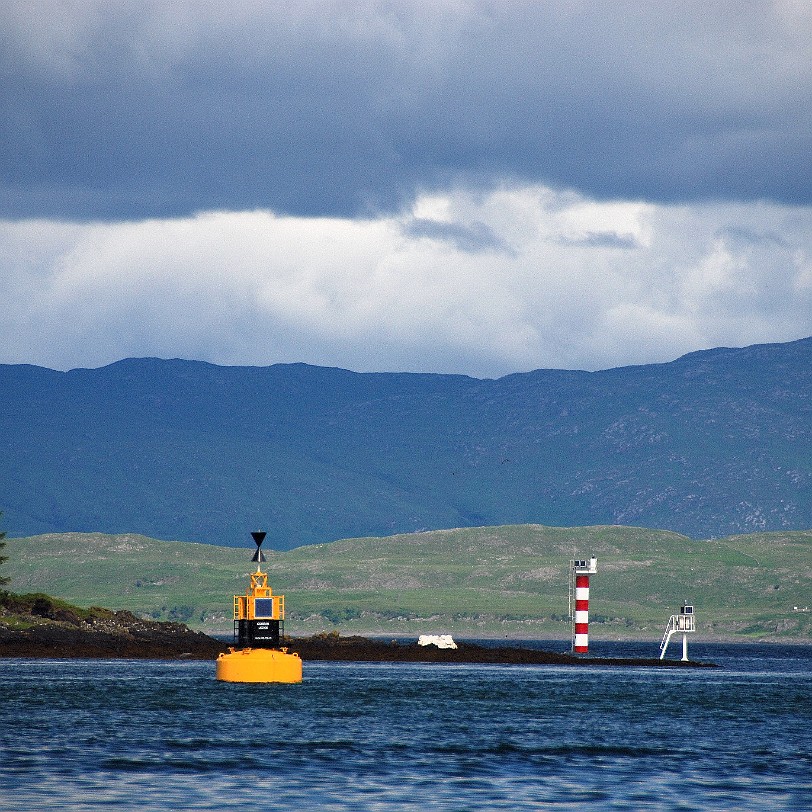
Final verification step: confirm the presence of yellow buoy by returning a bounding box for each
[216,646,302,683]
[216,531,303,683]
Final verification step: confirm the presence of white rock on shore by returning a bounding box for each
[417,634,458,649]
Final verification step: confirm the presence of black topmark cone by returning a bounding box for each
[251,531,267,562]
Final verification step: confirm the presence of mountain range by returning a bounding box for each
[2,337,811,549]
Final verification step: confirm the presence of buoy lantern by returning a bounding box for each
[216,531,303,683]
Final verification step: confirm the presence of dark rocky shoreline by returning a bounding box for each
[288,633,714,667]
[0,593,227,660]
[0,592,715,666]
[0,611,227,660]
[0,618,713,667]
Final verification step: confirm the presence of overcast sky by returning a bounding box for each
[2,1,811,377]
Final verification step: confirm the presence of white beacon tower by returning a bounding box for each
[659,603,696,661]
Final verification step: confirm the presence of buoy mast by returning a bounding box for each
[233,531,285,648]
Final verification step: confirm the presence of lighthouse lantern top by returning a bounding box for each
[573,557,597,575]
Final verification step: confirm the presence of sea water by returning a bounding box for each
[1,642,810,811]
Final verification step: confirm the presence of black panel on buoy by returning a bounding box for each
[251,531,267,562]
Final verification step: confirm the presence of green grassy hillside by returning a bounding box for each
[5,525,811,641]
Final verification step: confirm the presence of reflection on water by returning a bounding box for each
[1,644,811,811]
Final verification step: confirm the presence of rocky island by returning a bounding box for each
[0,593,225,659]
[1,593,712,667]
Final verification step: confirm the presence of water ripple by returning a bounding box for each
[1,649,811,811]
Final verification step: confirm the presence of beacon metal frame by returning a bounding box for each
[659,604,695,661]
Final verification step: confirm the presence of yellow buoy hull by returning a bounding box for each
[216,647,302,683]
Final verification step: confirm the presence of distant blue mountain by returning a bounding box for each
[2,337,811,549]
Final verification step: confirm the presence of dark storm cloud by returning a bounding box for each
[1,1,811,221]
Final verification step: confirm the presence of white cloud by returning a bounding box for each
[1,187,811,376]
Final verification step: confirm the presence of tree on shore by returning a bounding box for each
[0,512,9,587]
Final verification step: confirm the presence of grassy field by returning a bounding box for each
[4,525,811,641]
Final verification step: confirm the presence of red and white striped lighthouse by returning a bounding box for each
[571,557,597,653]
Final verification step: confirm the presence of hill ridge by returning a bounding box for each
[2,336,811,547]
